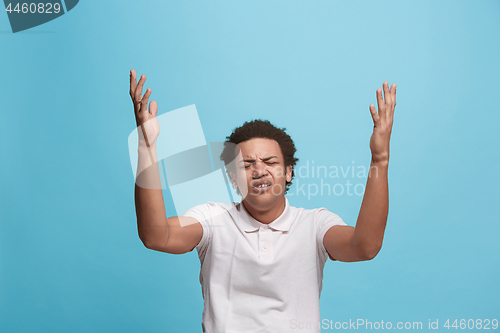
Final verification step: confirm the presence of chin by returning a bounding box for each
[244,190,284,209]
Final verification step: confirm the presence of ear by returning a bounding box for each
[285,165,293,183]
[229,171,238,188]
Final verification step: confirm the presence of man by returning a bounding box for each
[129,69,396,332]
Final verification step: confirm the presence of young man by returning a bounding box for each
[129,69,396,332]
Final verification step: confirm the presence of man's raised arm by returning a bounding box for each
[130,70,202,254]
[324,81,396,262]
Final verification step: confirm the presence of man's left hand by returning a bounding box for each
[369,81,396,164]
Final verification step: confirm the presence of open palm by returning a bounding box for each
[369,82,396,164]
[129,69,160,147]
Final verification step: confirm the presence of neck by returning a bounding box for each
[242,197,286,224]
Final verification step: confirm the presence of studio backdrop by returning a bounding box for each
[1,0,499,332]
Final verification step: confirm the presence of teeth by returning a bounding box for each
[255,184,270,188]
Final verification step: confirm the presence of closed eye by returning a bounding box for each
[240,160,278,168]
[242,162,255,169]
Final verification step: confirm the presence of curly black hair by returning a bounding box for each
[220,119,299,194]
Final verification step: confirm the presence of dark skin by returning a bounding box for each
[130,69,396,261]
[324,82,396,261]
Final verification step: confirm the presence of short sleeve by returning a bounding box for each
[182,203,213,256]
[315,208,347,261]
[182,201,230,259]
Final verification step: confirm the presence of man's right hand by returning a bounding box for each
[129,69,160,147]
[130,69,203,254]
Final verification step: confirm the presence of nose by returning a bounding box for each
[251,161,268,179]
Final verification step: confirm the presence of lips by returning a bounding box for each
[251,179,272,190]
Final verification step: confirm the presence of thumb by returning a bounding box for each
[149,100,158,117]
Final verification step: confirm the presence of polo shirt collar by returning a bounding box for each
[240,197,292,232]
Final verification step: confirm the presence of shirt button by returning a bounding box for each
[263,244,268,249]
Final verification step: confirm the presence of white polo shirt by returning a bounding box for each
[183,197,346,333]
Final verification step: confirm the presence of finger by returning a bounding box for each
[150,100,158,117]
[369,104,379,124]
[134,74,146,103]
[391,83,397,108]
[382,81,391,105]
[140,88,151,113]
[376,88,384,116]
[129,69,137,98]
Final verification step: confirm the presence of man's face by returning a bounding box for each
[230,138,292,211]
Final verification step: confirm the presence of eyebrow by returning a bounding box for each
[240,156,279,163]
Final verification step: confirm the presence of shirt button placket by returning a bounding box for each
[259,225,273,262]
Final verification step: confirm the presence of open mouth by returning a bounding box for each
[251,180,272,190]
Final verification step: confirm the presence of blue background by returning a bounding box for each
[1,0,499,332]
